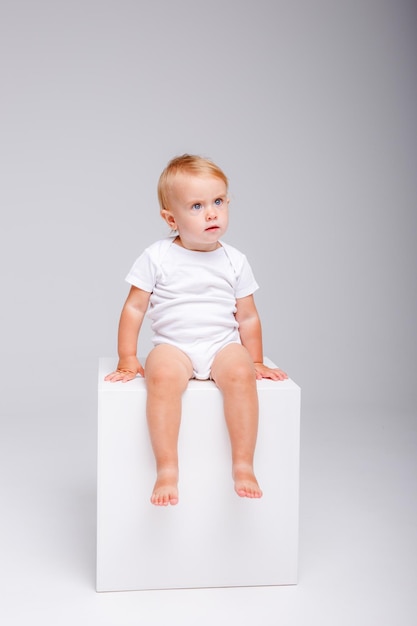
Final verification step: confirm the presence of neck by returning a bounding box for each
[173,236,221,252]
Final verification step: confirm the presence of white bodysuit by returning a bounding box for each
[126,237,259,379]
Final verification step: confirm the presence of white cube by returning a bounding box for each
[97,357,300,591]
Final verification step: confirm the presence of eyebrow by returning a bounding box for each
[187,193,226,203]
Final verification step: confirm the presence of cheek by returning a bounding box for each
[177,218,195,233]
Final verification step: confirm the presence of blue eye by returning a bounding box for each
[191,203,203,211]
[214,198,223,206]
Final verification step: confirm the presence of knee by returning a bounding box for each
[145,363,178,389]
[145,345,192,391]
[221,360,256,389]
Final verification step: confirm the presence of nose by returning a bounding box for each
[205,204,218,220]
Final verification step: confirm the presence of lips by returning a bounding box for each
[205,226,220,231]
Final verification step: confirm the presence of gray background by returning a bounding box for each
[1,0,416,624]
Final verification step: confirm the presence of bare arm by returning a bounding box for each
[105,286,151,382]
[235,294,288,381]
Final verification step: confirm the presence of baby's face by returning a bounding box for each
[163,174,229,251]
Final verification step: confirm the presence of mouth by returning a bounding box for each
[205,225,220,232]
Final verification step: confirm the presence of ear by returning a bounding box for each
[161,209,177,230]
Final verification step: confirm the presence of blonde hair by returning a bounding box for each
[157,154,228,212]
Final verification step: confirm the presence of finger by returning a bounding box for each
[273,369,288,380]
[105,369,137,383]
[121,373,137,383]
[258,368,288,381]
[104,371,121,381]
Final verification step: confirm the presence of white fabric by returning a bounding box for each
[125,237,259,378]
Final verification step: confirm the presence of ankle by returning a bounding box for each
[156,464,179,478]
[232,461,255,477]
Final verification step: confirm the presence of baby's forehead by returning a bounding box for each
[169,172,227,194]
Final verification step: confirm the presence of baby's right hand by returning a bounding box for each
[104,356,144,383]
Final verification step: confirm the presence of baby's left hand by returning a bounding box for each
[254,363,288,381]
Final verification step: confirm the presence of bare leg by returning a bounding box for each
[145,345,193,506]
[211,344,263,498]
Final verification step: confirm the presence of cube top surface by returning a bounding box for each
[98,357,300,392]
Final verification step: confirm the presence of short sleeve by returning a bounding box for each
[235,255,259,299]
[125,248,157,293]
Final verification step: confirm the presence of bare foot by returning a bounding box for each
[151,468,179,506]
[233,464,263,499]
